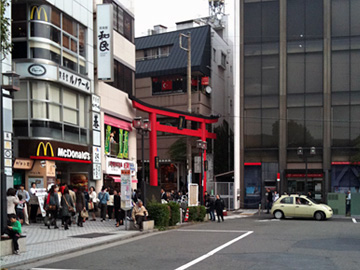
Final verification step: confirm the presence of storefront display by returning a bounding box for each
[70,173,89,190]
[16,139,92,189]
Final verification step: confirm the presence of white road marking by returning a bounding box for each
[176,229,250,233]
[256,219,281,222]
[224,215,248,220]
[352,218,357,223]
[174,231,254,270]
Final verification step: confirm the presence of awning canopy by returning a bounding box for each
[104,115,132,131]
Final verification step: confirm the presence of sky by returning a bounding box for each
[134,0,228,38]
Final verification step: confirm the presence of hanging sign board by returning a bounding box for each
[97,4,114,81]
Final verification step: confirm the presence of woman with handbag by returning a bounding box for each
[88,186,97,221]
[61,187,75,230]
[76,188,86,227]
[46,185,60,229]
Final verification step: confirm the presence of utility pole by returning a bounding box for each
[179,32,192,186]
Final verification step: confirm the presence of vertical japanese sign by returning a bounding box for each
[121,170,132,210]
[92,94,101,180]
[97,4,114,81]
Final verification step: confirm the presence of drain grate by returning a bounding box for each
[70,233,114,239]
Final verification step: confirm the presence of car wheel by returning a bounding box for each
[274,210,284,219]
[314,211,324,221]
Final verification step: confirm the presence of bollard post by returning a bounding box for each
[258,203,261,217]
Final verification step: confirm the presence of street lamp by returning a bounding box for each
[297,146,316,195]
[1,71,20,235]
[196,139,207,205]
[132,117,151,206]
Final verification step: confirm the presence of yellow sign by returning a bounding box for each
[37,142,54,157]
[30,6,48,22]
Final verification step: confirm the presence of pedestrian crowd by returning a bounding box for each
[4,183,144,255]
[5,183,227,254]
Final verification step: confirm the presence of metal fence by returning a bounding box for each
[327,193,360,216]
[215,182,234,210]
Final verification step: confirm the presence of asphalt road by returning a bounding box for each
[19,215,360,270]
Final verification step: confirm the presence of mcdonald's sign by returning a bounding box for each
[30,5,48,22]
[36,142,54,157]
[24,140,92,164]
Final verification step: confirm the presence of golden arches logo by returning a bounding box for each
[36,142,54,157]
[30,6,48,22]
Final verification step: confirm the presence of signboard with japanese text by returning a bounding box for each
[58,68,90,93]
[97,4,114,81]
[93,146,101,163]
[15,62,91,93]
[105,156,137,176]
[92,112,101,131]
[13,158,34,170]
[92,95,101,112]
[93,163,101,180]
[121,170,132,210]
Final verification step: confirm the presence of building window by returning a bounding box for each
[136,46,172,61]
[106,60,134,95]
[331,0,360,147]
[12,4,87,75]
[13,81,89,144]
[220,52,226,69]
[104,0,134,43]
[152,75,186,95]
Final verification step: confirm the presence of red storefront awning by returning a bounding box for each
[108,175,138,183]
[104,115,132,131]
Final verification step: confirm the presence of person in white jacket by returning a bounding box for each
[89,186,97,221]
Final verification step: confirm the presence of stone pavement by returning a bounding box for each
[0,219,144,269]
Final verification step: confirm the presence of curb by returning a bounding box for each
[2,229,155,269]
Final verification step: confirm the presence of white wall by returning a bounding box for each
[114,33,136,70]
[210,26,234,129]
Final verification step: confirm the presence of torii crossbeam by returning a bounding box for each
[130,96,219,195]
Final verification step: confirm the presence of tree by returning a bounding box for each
[168,138,187,162]
[1,0,11,58]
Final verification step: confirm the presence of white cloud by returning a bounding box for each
[134,0,209,37]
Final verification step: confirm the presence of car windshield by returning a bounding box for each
[306,197,318,204]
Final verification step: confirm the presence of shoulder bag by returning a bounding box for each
[64,196,75,213]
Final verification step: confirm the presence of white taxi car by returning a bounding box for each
[271,194,333,220]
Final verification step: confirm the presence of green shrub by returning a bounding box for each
[168,202,180,226]
[188,206,198,221]
[147,201,170,227]
[188,206,206,222]
[197,206,206,221]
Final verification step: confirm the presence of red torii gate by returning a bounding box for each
[131,97,218,195]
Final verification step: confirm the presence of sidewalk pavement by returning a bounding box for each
[0,219,145,269]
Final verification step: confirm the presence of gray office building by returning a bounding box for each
[239,0,360,207]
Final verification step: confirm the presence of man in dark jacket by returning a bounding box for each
[215,194,225,222]
[266,188,273,214]
[160,189,167,203]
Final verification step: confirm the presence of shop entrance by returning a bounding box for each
[287,175,324,202]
